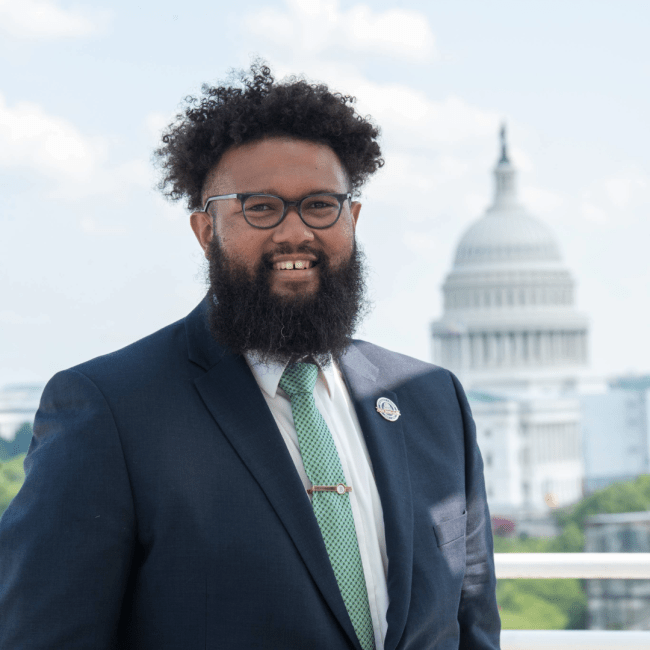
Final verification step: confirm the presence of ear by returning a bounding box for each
[190,211,213,257]
[350,201,362,230]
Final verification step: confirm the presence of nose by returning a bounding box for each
[271,204,314,245]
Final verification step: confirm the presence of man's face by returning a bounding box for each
[191,137,361,298]
[190,137,368,364]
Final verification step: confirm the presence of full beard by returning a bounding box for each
[205,237,371,367]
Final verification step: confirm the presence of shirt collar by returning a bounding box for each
[244,351,335,399]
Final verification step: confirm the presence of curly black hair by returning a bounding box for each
[154,62,384,211]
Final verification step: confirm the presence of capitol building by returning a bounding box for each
[431,128,600,517]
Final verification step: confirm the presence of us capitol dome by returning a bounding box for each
[431,126,590,395]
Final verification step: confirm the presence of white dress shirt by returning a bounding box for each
[244,353,389,649]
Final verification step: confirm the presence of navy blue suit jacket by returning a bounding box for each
[0,298,500,649]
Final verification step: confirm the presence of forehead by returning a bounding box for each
[203,137,348,197]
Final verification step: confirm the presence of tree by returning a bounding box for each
[0,422,33,461]
[0,453,26,518]
[557,475,650,530]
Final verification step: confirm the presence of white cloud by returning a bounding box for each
[0,94,149,199]
[248,0,437,61]
[346,4,435,60]
[580,201,608,224]
[287,64,500,150]
[575,169,649,225]
[368,151,473,205]
[368,90,498,147]
[55,157,150,202]
[604,171,648,210]
[0,93,106,181]
[0,0,106,39]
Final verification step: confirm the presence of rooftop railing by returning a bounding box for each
[495,553,650,650]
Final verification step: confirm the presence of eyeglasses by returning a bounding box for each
[201,192,352,230]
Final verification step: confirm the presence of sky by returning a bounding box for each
[1,0,649,388]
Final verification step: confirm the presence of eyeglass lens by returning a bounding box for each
[243,194,342,228]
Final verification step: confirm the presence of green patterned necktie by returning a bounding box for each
[279,362,375,650]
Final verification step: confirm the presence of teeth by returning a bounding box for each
[274,260,312,270]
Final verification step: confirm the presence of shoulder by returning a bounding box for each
[44,314,194,408]
[348,338,452,384]
[346,339,470,411]
[74,316,187,381]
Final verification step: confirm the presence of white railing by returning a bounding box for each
[495,552,650,579]
[501,629,650,649]
[494,553,650,650]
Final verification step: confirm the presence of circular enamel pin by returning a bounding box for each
[376,397,400,422]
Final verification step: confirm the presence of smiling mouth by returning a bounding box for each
[272,260,317,271]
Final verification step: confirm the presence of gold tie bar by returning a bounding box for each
[307,483,352,495]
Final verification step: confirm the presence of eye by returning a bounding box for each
[244,195,284,215]
[302,196,339,210]
[246,202,274,212]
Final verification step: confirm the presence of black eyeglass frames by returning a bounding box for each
[201,192,352,230]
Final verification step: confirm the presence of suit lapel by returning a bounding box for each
[185,299,363,650]
[340,345,414,650]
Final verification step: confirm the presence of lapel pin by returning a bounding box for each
[376,397,400,422]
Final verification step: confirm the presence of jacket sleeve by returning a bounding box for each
[450,371,501,649]
[0,368,136,649]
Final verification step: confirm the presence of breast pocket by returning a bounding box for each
[432,511,467,547]
[432,510,467,580]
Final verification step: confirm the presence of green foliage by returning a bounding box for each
[0,453,26,518]
[493,524,583,554]
[493,535,553,553]
[0,422,33,461]
[497,580,570,629]
[556,474,650,530]
[547,522,584,553]
[497,578,587,630]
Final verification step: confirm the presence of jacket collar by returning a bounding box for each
[184,295,223,370]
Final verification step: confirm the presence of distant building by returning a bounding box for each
[582,376,650,492]
[0,383,44,459]
[585,511,650,630]
[431,127,602,516]
[468,389,583,517]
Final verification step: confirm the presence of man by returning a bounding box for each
[0,64,500,649]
